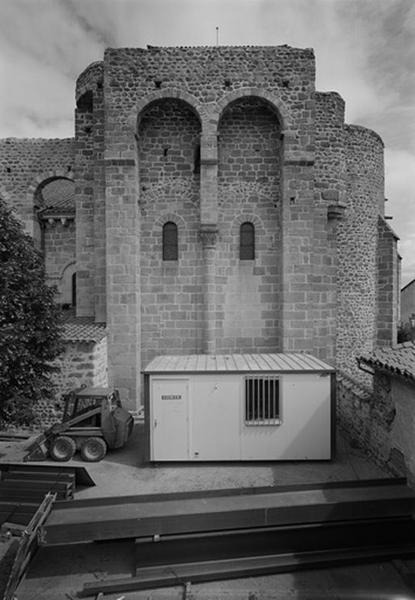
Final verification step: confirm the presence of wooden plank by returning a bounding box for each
[78,543,415,597]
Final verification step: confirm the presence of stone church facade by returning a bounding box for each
[0,45,400,411]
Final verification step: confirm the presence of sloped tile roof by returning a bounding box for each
[358,341,415,382]
[41,195,75,216]
[62,317,106,343]
[38,178,75,216]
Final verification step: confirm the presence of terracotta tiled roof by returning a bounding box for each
[62,317,106,343]
[358,342,415,382]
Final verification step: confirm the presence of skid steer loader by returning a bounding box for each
[24,386,134,462]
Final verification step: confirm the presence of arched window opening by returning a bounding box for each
[240,222,255,260]
[163,222,178,261]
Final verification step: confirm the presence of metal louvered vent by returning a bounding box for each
[244,376,280,425]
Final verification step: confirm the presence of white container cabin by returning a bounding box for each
[143,353,336,462]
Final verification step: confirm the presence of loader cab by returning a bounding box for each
[63,387,120,427]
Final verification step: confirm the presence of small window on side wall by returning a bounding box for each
[240,222,255,260]
[163,222,178,261]
[245,376,280,426]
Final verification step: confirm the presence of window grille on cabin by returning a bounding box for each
[240,222,255,260]
[244,376,280,425]
[162,222,178,261]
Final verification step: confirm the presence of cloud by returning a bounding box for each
[0,41,75,137]
[0,0,413,282]
[57,0,118,48]
[385,147,415,285]
[0,0,105,78]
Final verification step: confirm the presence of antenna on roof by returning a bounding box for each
[216,26,219,46]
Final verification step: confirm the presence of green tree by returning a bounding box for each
[0,198,64,427]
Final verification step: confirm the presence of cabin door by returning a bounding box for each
[151,378,189,460]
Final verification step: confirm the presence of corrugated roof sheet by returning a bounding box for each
[62,317,106,343]
[358,342,415,382]
[144,353,334,373]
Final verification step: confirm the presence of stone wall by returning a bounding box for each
[336,372,399,474]
[35,336,108,427]
[0,138,74,233]
[102,45,317,405]
[1,45,395,412]
[43,220,76,296]
[75,93,95,317]
[336,125,384,379]
[217,97,282,353]
[390,378,415,485]
[138,99,204,368]
[313,92,346,362]
[377,217,399,344]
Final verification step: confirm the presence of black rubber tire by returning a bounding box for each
[80,437,107,462]
[50,435,76,462]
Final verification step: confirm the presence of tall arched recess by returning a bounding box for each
[137,98,204,368]
[217,96,283,354]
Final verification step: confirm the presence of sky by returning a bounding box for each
[0,0,414,284]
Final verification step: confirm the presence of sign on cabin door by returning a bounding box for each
[151,378,189,460]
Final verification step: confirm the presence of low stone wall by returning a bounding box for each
[336,372,403,475]
[389,378,415,486]
[34,336,108,428]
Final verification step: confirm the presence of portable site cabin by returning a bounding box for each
[143,353,336,462]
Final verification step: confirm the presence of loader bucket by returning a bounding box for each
[24,434,50,462]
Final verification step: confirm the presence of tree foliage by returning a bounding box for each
[398,322,415,343]
[0,198,64,427]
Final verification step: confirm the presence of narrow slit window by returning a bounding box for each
[240,222,255,260]
[193,144,201,174]
[162,222,178,261]
[71,272,77,307]
[244,376,280,425]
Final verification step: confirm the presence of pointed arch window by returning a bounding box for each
[163,221,178,261]
[240,222,255,260]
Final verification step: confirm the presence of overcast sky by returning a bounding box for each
[0,0,414,284]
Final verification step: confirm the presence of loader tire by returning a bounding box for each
[80,437,107,462]
[50,436,76,462]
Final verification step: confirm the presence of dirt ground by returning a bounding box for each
[3,426,415,599]
[0,423,391,499]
